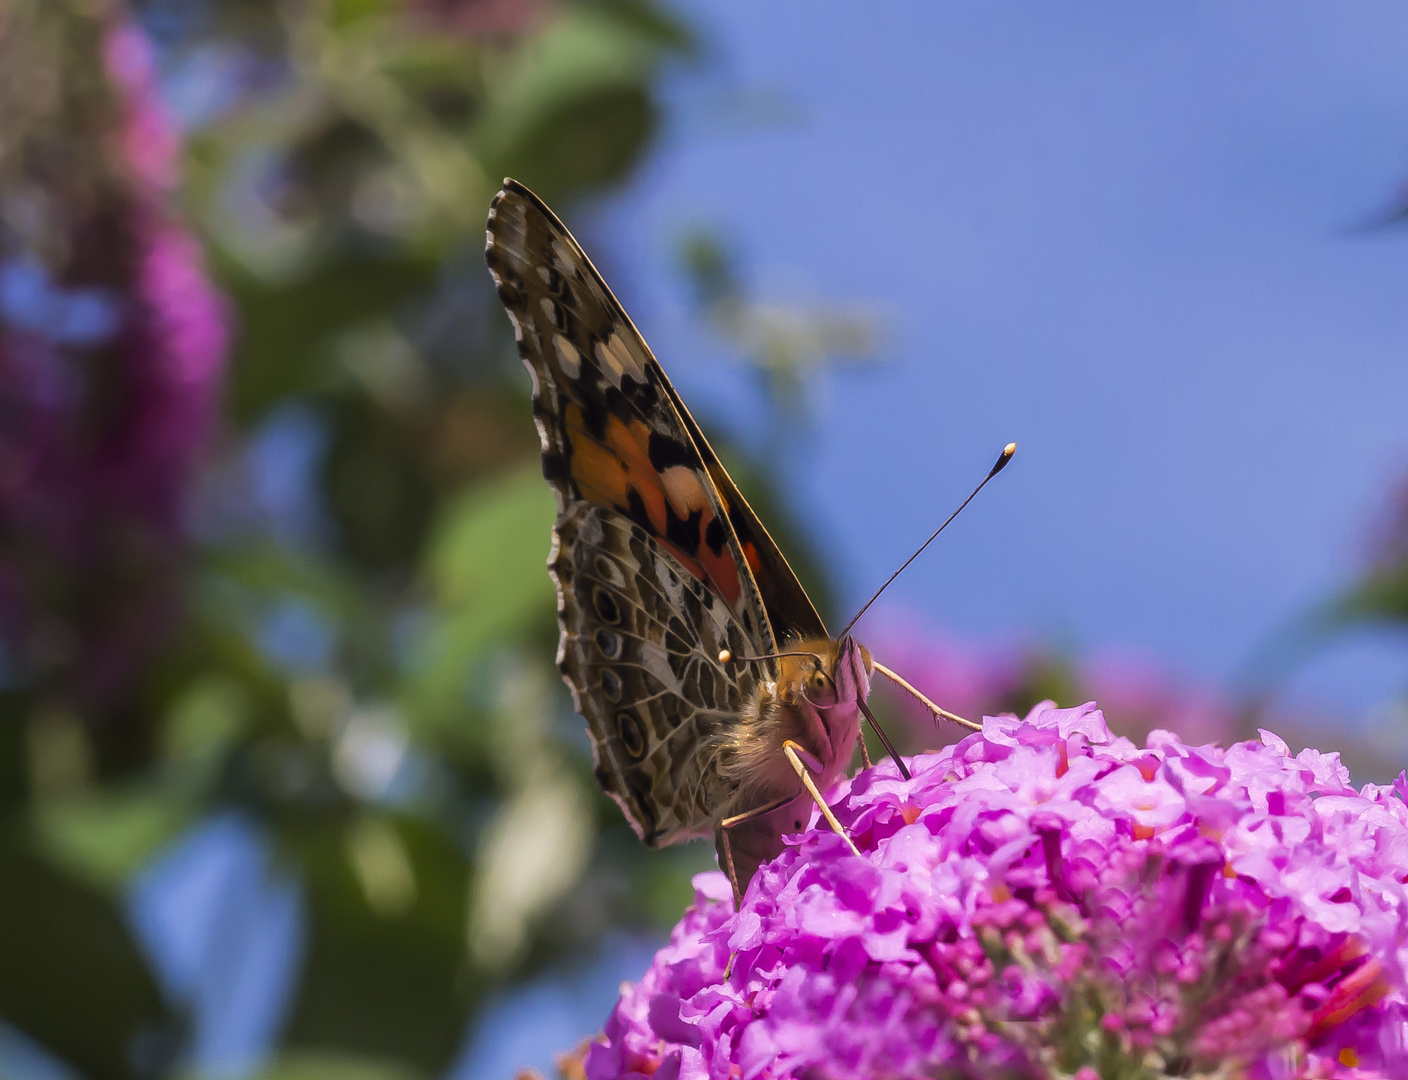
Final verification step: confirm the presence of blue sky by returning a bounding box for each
[596,0,1408,718]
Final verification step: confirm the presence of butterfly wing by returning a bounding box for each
[656,388,829,643]
[554,502,759,843]
[485,178,776,845]
[486,179,775,649]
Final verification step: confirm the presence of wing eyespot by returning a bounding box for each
[592,586,622,624]
[617,711,647,759]
[595,629,622,659]
[600,669,623,703]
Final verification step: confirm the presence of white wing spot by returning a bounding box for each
[661,466,708,518]
[639,640,675,688]
[596,331,645,386]
[553,334,582,378]
[551,239,576,275]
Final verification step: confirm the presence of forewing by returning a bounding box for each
[484,178,777,652]
[555,503,756,845]
[658,392,828,642]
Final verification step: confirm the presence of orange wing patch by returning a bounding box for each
[564,408,744,610]
[740,541,763,575]
[487,177,774,647]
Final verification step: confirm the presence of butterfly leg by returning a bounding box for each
[717,796,795,907]
[781,740,861,857]
[872,660,982,732]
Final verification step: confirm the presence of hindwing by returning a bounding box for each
[554,503,757,844]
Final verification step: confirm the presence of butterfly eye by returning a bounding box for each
[807,670,837,706]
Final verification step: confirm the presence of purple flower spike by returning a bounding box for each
[586,704,1408,1080]
[0,12,227,701]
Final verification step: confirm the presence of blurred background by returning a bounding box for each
[3,1,1408,1078]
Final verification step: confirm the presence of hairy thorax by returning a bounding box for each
[715,637,872,822]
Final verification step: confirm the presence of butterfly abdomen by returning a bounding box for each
[714,693,815,817]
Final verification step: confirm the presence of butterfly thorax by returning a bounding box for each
[717,637,872,818]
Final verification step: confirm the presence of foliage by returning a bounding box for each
[0,1,781,1077]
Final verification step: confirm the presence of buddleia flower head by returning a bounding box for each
[587,704,1408,1079]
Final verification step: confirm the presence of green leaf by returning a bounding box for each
[402,467,556,733]
[475,3,691,199]
[257,1050,423,1080]
[213,252,439,425]
[203,544,367,627]
[1248,566,1408,687]
[0,826,181,1080]
[329,0,396,27]
[164,673,255,769]
[31,788,192,892]
[278,814,473,1074]
[1329,566,1408,628]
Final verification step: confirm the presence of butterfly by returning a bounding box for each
[484,178,998,901]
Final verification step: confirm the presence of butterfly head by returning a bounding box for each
[775,636,872,718]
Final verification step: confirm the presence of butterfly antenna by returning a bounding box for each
[838,442,1016,640]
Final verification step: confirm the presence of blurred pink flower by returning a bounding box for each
[103,21,180,193]
[0,12,227,700]
[870,614,1238,748]
[866,613,1025,733]
[1079,650,1237,747]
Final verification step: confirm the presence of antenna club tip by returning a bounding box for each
[718,649,732,664]
[988,442,1017,477]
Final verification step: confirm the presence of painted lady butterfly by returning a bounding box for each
[484,179,995,901]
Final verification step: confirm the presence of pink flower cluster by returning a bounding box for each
[588,705,1408,1079]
